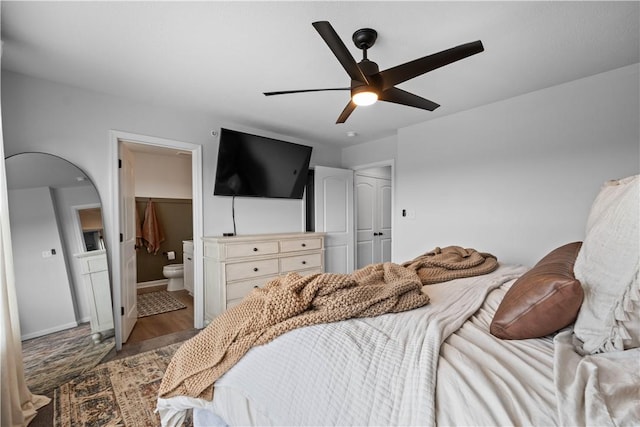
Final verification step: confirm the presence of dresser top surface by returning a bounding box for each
[203,232,325,243]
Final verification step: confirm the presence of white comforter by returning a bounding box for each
[158,265,526,426]
[554,330,640,426]
[158,263,640,426]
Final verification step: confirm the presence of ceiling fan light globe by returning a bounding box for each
[352,91,378,106]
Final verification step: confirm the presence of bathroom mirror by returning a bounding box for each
[5,152,114,344]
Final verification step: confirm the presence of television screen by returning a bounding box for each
[213,128,313,199]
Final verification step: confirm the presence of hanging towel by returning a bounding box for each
[135,205,144,250]
[141,199,165,254]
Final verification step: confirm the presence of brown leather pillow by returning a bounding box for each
[490,242,584,340]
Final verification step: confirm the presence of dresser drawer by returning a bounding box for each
[280,253,322,273]
[225,241,279,259]
[226,275,278,301]
[280,237,322,253]
[226,258,279,281]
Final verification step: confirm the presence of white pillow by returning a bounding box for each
[573,174,640,354]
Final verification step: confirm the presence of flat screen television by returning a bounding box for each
[213,128,313,199]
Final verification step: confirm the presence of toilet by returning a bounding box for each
[163,264,184,291]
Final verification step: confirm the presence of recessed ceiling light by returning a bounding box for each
[346,131,358,137]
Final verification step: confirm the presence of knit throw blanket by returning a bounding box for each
[157,247,498,401]
[403,246,498,285]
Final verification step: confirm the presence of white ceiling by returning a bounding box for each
[2,1,638,147]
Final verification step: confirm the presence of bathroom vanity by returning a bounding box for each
[183,240,194,295]
[202,232,325,323]
[74,249,114,343]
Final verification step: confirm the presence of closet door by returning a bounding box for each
[355,175,376,268]
[355,174,392,269]
[377,178,392,264]
[314,166,354,274]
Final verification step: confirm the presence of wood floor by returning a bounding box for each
[98,285,200,364]
[127,286,195,344]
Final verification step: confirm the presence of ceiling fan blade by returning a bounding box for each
[312,21,369,85]
[379,40,484,89]
[264,88,350,96]
[379,87,440,111]
[336,100,357,124]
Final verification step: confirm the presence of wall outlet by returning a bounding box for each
[42,250,52,258]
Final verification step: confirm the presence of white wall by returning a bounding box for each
[8,186,77,339]
[342,134,397,169]
[1,71,343,286]
[394,64,640,266]
[135,151,192,199]
[4,63,638,281]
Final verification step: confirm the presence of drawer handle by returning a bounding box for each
[301,243,306,247]
[302,261,307,265]
[187,257,192,261]
[253,267,259,272]
[253,247,258,252]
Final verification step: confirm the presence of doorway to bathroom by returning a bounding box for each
[125,145,196,348]
[110,131,203,351]
[129,197,194,345]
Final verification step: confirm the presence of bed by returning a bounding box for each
[157,174,639,426]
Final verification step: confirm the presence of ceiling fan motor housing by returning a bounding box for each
[351,60,382,96]
[352,28,378,50]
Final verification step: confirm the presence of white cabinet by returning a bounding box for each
[74,250,114,343]
[203,232,325,323]
[183,240,194,295]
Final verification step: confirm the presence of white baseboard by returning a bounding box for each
[137,279,168,290]
[21,321,79,341]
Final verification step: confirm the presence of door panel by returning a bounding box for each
[355,171,392,267]
[314,166,354,274]
[120,144,137,342]
[379,181,393,233]
[381,237,392,264]
[357,240,374,268]
[378,179,392,263]
[355,175,375,269]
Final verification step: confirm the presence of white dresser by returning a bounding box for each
[74,249,114,343]
[203,232,325,323]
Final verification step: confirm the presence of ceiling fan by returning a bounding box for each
[264,21,484,124]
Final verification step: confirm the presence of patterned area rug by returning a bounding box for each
[138,290,187,317]
[54,343,193,426]
[22,323,115,395]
